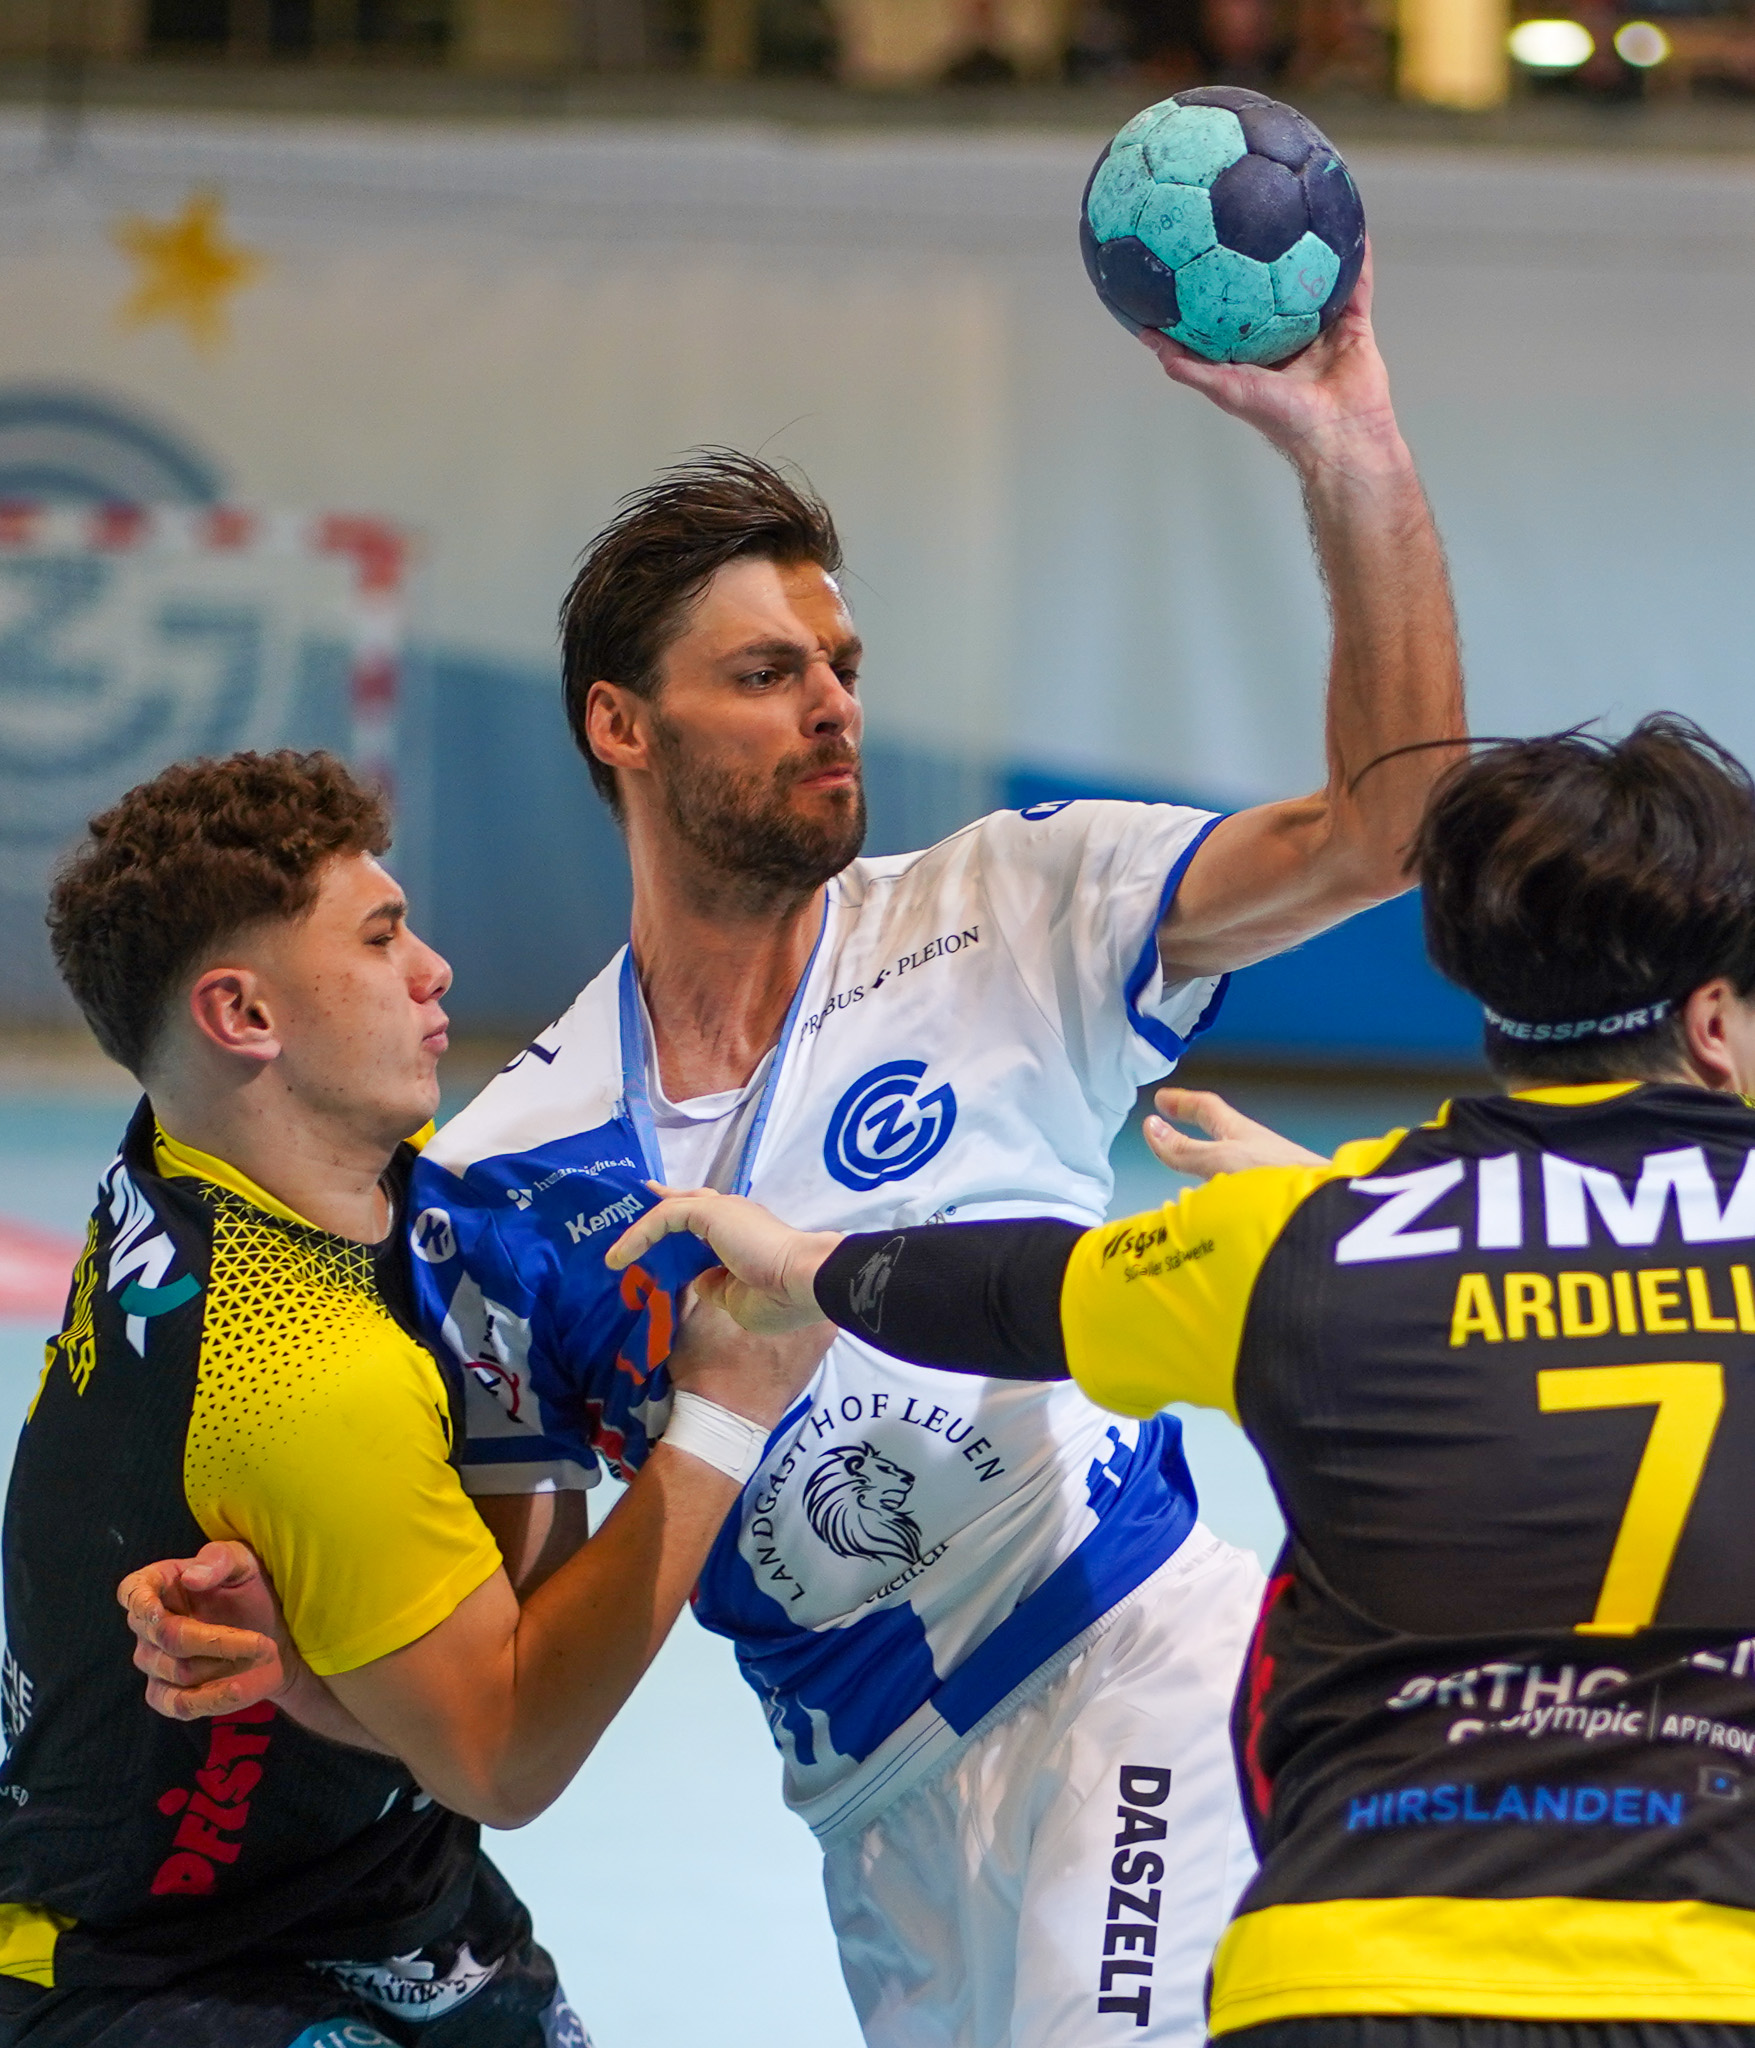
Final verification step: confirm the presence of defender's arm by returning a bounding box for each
[124,1308,829,1827]
[119,1488,598,1760]
[604,1132,1329,1421]
[477,1486,595,1595]
[320,1436,744,1824]
[1147,248,1466,981]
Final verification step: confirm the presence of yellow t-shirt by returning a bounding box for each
[155,1128,503,1676]
[1060,1127,1408,1420]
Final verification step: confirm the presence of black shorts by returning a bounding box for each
[0,1858,588,2048]
[1223,2021,1755,2048]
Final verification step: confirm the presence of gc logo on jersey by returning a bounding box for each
[824,1060,957,1192]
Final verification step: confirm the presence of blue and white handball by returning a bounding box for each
[1080,88,1366,366]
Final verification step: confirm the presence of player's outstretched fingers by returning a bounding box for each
[1146,1088,1327,1179]
[618,1191,841,1333]
[1142,1107,1226,1180]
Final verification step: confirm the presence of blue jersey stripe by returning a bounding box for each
[1124,811,1230,1061]
[936,1417,1196,1736]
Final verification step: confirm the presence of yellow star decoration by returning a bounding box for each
[111,189,264,351]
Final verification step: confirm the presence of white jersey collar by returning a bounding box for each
[616,895,830,1197]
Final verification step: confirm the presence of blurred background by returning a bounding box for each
[14,0,1755,110]
[0,7,1752,2041]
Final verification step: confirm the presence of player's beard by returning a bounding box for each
[649,712,867,902]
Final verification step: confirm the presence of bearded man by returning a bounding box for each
[132,269,1467,2048]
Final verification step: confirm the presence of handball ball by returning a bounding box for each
[1080,88,1365,366]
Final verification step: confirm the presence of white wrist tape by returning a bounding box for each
[664,1390,769,1484]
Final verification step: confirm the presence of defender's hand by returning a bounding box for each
[1142,241,1401,472]
[609,1187,842,1336]
[1144,1087,1325,1181]
[666,1292,834,1431]
[119,1540,298,1722]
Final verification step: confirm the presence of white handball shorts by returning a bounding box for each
[822,1525,1264,2048]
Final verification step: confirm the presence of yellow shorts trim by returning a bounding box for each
[1211,1896,1755,2033]
[0,1902,72,1989]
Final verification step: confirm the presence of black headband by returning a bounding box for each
[1482,1000,1674,1046]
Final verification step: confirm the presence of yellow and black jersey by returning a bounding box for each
[815,1083,1755,2032]
[0,1099,503,1991]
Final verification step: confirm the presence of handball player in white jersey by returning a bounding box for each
[374,273,1454,2048]
[407,261,1463,2048]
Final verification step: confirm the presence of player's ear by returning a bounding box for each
[584,680,652,778]
[1679,978,1738,1092]
[186,965,282,1066]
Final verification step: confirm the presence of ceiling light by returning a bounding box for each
[1509,17,1596,66]
[1614,19,1670,64]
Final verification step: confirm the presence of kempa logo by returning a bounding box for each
[802,1441,926,1566]
[409,1208,457,1264]
[823,1059,957,1193]
[563,1192,644,1245]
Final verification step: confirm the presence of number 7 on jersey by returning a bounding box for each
[1538,1362,1725,1637]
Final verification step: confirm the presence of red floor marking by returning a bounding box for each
[0,1216,80,1322]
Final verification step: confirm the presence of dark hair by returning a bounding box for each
[47,750,390,1078]
[559,449,843,813]
[1416,714,1755,1083]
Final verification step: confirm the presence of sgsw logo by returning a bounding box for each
[824,1060,957,1192]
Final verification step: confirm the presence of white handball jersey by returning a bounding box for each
[411,799,1227,1836]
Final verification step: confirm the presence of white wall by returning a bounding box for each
[0,113,1748,791]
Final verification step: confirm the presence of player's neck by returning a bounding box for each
[627,845,823,1101]
[1501,1058,1733,1098]
[148,1069,398,1244]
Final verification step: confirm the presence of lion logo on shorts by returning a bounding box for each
[803,1442,925,1566]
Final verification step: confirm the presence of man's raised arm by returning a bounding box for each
[1150,245,1466,981]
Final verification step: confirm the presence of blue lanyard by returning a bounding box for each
[616,898,828,1198]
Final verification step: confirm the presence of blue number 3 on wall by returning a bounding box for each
[824,1060,958,1193]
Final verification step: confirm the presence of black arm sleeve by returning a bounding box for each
[812,1219,1081,1380]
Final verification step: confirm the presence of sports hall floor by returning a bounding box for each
[0,1059,1452,2047]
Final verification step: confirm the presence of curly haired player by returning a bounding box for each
[1,750,821,2048]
